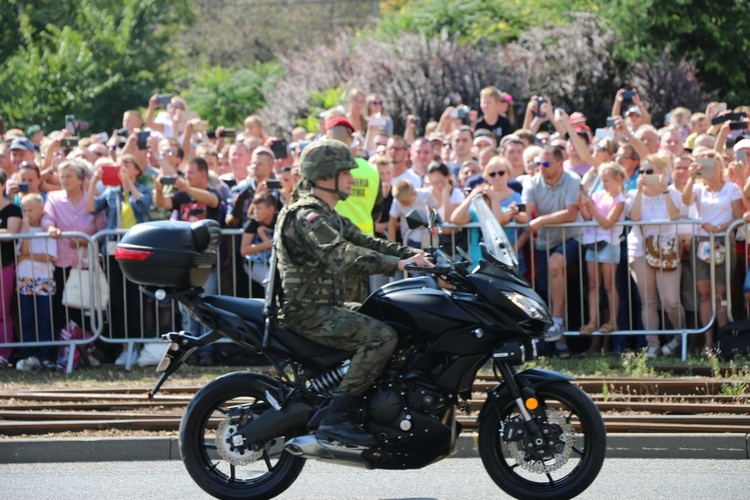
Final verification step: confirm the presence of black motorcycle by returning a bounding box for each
[115,196,605,500]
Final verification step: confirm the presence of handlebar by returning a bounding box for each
[404,262,452,275]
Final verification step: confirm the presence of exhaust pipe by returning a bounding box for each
[285,435,370,468]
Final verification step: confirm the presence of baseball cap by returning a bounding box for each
[569,112,587,125]
[26,124,42,137]
[10,137,35,152]
[733,138,750,152]
[326,116,355,133]
[500,134,522,148]
[428,133,447,145]
[473,135,496,148]
[3,129,25,141]
[626,106,643,116]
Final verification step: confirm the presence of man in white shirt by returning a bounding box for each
[387,135,421,187]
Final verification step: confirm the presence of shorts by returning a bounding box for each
[535,238,581,292]
[693,236,733,285]
[584,242,620,264]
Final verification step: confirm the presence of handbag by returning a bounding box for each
[696,239,726,265]
[643,235,680,270]
[61,264,109,311]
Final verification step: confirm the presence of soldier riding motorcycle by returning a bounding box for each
[115,141,606,499]
[274,139,431,446]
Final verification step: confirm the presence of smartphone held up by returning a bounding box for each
[696,158,716,180]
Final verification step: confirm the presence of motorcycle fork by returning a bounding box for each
[495,362,542,438]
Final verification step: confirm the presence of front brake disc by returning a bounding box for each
[506,408,575,474]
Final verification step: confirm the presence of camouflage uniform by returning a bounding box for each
[277,192,417,396]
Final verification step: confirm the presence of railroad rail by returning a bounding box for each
[0,376,748,436]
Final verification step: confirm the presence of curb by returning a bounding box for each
[1,433,747,463]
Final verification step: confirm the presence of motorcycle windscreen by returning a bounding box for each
[469,195,519,269]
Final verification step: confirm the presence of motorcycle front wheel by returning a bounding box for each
[478,381,606,500]
[179,372,306,500]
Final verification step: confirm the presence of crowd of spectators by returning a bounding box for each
[1,83,750,369]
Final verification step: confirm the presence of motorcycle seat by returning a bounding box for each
[203,295,353,367]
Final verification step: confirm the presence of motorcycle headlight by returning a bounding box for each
[506,292,549,321]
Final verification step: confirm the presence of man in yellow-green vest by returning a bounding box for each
[327,116,382,236]
[325,115,383,301]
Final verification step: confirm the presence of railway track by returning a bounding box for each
[0,376,748,436]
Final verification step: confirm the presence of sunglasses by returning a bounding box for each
[595,145,610,153]
[639,168,654,175]
[535,161,551,168]
[370,100,383,105]
[488,171,506,177]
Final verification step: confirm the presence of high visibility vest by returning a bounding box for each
[335,157,380,236]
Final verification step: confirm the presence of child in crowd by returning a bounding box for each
[16,193,57,371]
[475,86,515,143]
[388,179,437,248]
[240,191,277,298]
[13,162,46,205]
[243,115,265,143]
[8,162,46,207]
[577,162,627,346]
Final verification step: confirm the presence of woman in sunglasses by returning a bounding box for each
[364,93,393,137]
[627,153,686,358]
[452,156,528,270]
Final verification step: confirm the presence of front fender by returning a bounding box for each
[478,368,574,423]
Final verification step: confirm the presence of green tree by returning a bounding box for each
[179,63,282,128]
[377,0,597,45]
[597,0,750,104]
[0,0,194,132]
[0,1,78,63]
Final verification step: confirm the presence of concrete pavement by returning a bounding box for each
[1,433,748,463]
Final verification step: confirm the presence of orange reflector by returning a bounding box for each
[525,398,539,410]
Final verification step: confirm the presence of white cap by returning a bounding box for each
[733,138,750,152]
[626,106,642,116]
[473,135,495,147]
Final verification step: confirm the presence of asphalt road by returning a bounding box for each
[1,457,749,499]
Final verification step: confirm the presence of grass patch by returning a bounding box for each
[524,352,750,380]
[0,365,251,391]
[2,354,750,392]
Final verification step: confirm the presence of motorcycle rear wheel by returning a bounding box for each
[478,381,606,500]
[179,372,306,500]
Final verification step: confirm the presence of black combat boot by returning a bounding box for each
[316,392,376,446]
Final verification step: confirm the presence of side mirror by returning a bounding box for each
[429,209,442,228]
[405,209,428,230]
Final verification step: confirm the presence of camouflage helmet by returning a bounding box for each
[299,139,357,181]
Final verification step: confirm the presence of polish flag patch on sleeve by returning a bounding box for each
[304,211,319,223]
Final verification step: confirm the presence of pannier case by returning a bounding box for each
[115,219,221,288]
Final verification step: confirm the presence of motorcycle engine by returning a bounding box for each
[366,385,404,425]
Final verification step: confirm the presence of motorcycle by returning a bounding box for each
[115,195,606,500]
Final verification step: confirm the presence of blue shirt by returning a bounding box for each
[91,183,152,254]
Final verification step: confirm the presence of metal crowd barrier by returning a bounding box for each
[0,231,103,373]
[442,218,740,361]
[0,219,745,369]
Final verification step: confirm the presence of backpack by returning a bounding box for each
[717,320,750,360]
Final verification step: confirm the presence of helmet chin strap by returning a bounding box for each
[311,175,349,201]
